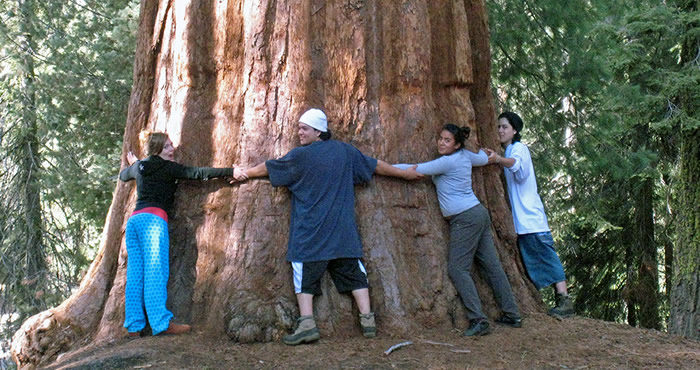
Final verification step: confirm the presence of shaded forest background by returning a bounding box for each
[0,0,697,367]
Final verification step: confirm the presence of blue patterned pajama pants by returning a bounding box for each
[124,213,173,335]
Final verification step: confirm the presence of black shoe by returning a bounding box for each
[495,314,522,328]
[548,293,575,319]
[463,319,491,337]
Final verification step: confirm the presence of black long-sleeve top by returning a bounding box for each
[119,155,232,215]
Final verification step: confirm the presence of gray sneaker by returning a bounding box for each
[359,312,376,338]
[548,293,574,318]
[463,319,491,337]
[283,315,320,345]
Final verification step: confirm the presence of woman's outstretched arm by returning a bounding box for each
[375,160,423,180]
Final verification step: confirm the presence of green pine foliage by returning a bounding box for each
[489,0,700,330]
[0,0,139,345]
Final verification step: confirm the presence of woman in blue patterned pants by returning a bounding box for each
[119,130,239,337]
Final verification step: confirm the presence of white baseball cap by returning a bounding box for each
[298,108,328,132]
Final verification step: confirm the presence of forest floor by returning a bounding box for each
[42,312,698,369]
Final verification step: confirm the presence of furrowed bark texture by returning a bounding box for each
[12,0,541,367]
[669,0,699,340]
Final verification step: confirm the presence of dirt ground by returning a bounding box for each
[43,313,698,369]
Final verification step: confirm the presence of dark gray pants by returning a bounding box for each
[447,204,520,320]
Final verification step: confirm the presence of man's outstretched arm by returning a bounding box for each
[244,162,269,178]
[230,162,268,183]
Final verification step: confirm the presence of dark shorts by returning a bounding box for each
[291,258,369,295]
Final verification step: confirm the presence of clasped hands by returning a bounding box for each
[483,148,502,164]
[402,165,423,181]
[231,166,248,183]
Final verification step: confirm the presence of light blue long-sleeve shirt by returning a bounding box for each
[395,149,488,217]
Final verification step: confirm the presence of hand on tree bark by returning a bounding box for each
[127,151,138,165]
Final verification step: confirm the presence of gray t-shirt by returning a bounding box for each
[395,149,488,217]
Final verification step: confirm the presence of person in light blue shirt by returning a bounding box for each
[485,111,573,318]
[395,123,521,337]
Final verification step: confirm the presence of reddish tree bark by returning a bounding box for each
[12,0,541,367]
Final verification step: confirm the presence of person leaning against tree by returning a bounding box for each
[393,123,522,337]
[230,108,423,345]
[484,111,574,318]
[119,130,241,337]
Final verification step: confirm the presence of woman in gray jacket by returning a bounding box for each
[395,124,521,336]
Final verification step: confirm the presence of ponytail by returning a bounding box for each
[442,123,471,149]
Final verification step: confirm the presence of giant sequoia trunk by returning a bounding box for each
[12,0,541,366]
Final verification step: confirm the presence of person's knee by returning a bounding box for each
[481,263,508,283]
[448,261,469,279]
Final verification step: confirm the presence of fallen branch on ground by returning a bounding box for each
[420,339,470,353]
[384,341,413,355]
